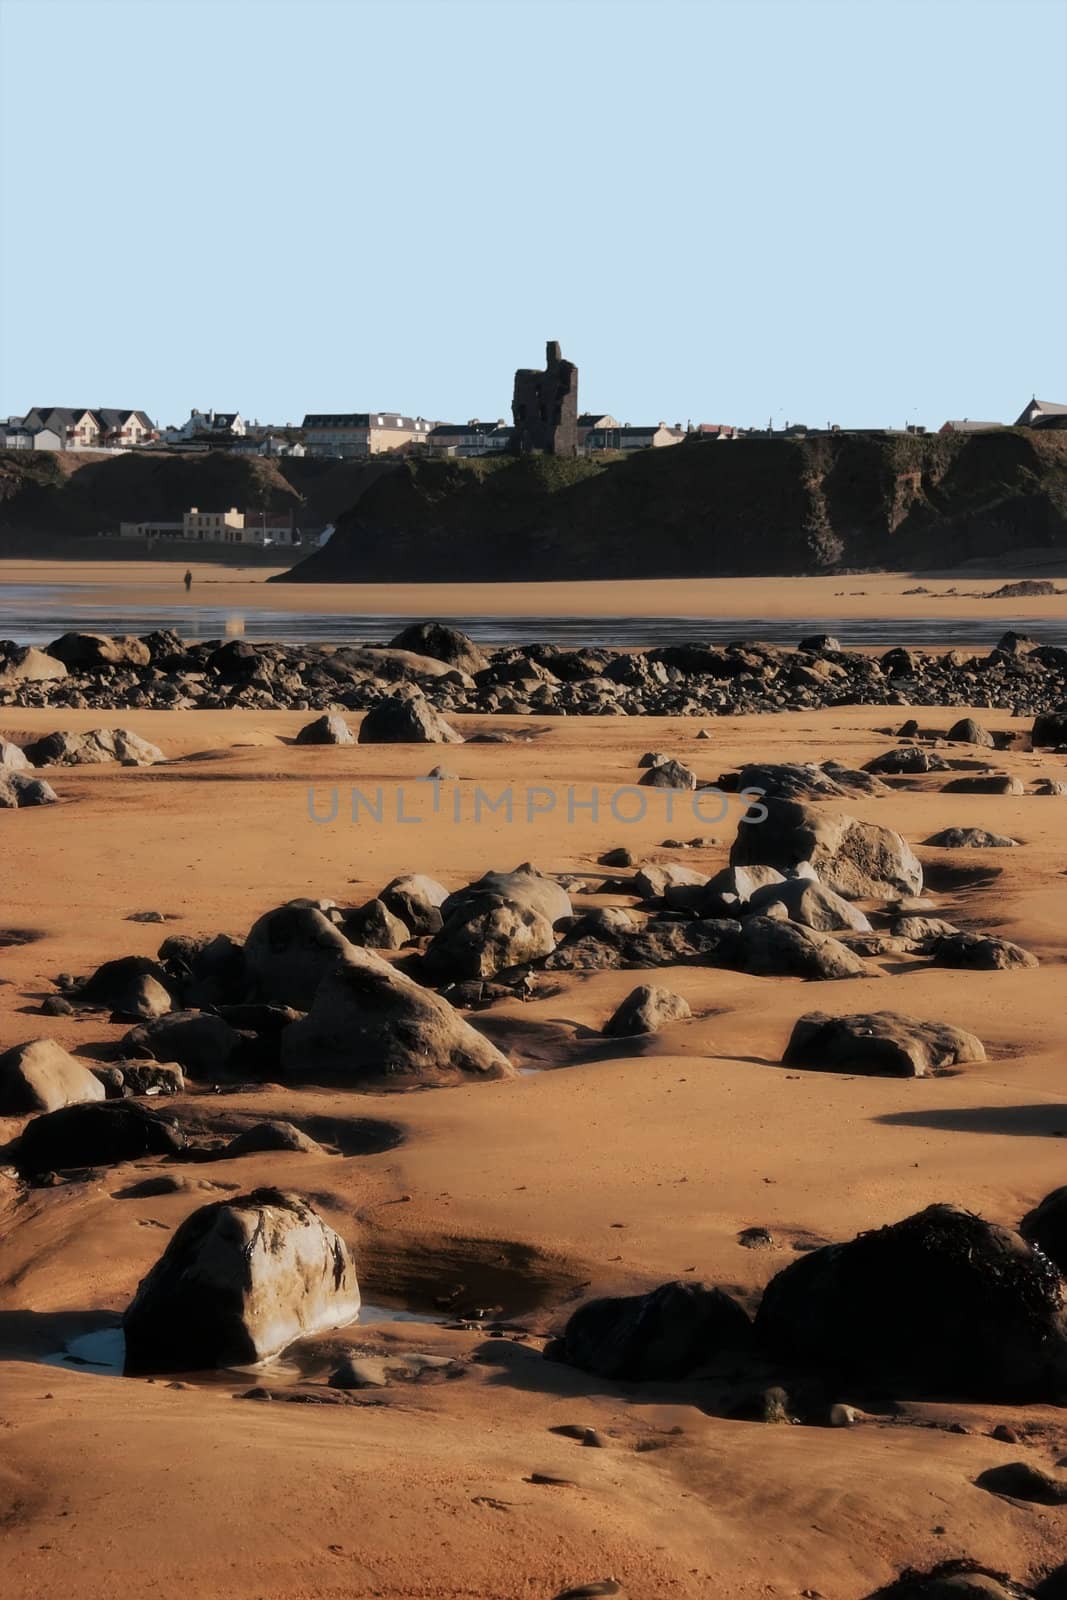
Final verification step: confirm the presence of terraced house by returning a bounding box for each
[301,412,434,458]
[20,407,156,449]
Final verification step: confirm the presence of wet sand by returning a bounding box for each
[3,559,1067,623]
[1,703,1066,1597]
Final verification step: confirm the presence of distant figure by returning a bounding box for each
[183,569,192,592]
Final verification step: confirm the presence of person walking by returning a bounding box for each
[183,569,192,592]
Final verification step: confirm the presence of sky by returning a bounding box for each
[1,0,1065,431]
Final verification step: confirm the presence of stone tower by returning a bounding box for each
[510,340,578,456]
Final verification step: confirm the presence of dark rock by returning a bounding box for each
[387,622,489,676]
[1020,1185,1067,1274]
[17,1100,185,1171]
[941,774,1024,795]
[122,1010,243,1078]
[47,632,151,671]
[346,897,409,950]
[975,1461,1067,1506]
[22,728,164,767]
[552,1279,751,1380]
[638,758,697,790]
[733,760,889,801]
[0,771,59,808]
[931,932,1038,970]
[1032,709,1067,748]
[782,1011,986,1077]
[862,1560,1034,1598]
[358,691,463,744]
[755,1204,1067,1400]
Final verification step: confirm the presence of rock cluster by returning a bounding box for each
[2,628,1065,720]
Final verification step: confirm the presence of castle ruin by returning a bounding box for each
[510,340,578,456]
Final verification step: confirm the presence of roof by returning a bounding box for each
[302,413,424,430]
[1015,398,1067,426]
[941,419,1003,432]
[430,421,509,438]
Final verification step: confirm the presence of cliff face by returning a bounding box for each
[0,450,388,552]
[274,429,1067,582]
[2,429,1065,574]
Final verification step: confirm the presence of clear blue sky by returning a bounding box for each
[1,0,1064,430]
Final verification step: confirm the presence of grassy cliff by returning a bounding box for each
[2,429,1065,575]
[273,428,1067,581]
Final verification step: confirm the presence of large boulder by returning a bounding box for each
[223,1121,324,1157]
[633,862,708,900]
[755,1204,1067,1400]
[280,945,515,1089]
[1032,709,1067,748]
[345,898,409,950]
[243,902,356,1010]
[122,1188,361,1372]
[388,621,489,677]
[78,955,175,1020]
[551,1280,751,1380]
[782,1011,986,1077]
[738,917,867,979]
[0,645,68,683]
[946,718,996,748]
[358,691,463,745]
[0,738,31,771]
[379,873,449,937]
[47,632,151,670]
[424,866,572,980]
[0,771,58,808]
[16,1100,185,1171]
[1020,1186,1067,1274]
[931,932,1038,970]
[544,916,741,974]
[603,985,692,1037]
[23,728,164,767]
[638,758,697,790]
[730,799,923,900]
[0,1038,106,1115]
[746,877,872,933]
[864,746,951,775]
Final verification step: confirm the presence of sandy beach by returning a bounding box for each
[2,692,1066,1598]
[3,559,1067,624]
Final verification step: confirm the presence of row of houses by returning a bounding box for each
[1,407,156,452]
[5,397,1065,461]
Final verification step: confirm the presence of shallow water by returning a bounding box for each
[41,1302,443,1379]
[1,583,1064,647]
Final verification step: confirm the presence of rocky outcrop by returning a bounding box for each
[782,1011,986,1077]
[388,621,489,676]
[379,873,448,937]
[294,712,355,745]
[754,1204,1067,1400]
[47,632,151,670]
[745,877,872,933]
[924,828,1018,848]
[931,932,1038,970]
[122,1188,361,1372]
[0,771,58,807]
[280,946,514,1089]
